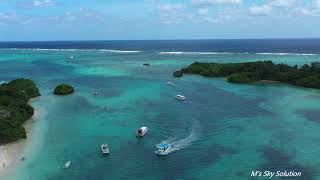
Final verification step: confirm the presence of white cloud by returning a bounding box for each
[249,4,272,15]
[197,8,209,16]
[157,3,187,24]
[314,0,320,8]
[17,0,55,8]
[268,0,297,7]
[292,0,320,17]
[192,0,241,7]
[158,3,185,13]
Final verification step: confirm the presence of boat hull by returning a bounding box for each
[136,127,148,137]
[175,95,186,101]
[101,144,110,154]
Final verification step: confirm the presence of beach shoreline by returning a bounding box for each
[0,110,40,175]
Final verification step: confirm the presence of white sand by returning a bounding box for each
[0,110,40,173]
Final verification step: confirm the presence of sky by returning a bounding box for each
[0,0,320,41]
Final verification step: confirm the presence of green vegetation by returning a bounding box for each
[0,78,40,144]
[173,61,320,89]
[54,84,74,95]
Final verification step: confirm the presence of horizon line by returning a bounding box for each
[0,37,320,43]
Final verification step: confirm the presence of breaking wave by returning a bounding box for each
[159,51,319,56]
[158,51,247,55]
[0,48,141,53]
[256,52,317,56]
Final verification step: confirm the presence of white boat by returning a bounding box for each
[101,144,110,154]
[167,81,175,86]
[175,95,186,101]
[64,161,71,169]
[154,143,171,156]
[136,126,148,137]
[69,56,74,59]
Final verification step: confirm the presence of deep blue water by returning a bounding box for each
[1,39,320,53]
[1,39,320,180]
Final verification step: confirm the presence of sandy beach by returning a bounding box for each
[0,110,40,174]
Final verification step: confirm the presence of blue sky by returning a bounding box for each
[0,0,319,41]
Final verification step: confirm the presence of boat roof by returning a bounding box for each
[139,126,147,130]
[157,143,170,149]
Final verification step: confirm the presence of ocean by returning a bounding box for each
[1,39,320,180]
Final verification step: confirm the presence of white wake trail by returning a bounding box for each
[156,122,199,155]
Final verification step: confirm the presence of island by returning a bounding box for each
[0,78,40,144]
[173,61,320,89]
[54,84,75,95]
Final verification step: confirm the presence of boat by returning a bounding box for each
[136,126,148,137]
[167,81,175,86]
[154,143,171,155]
[69,56,74,59]
[20,156,25,161]
[64,161,71,169]
[101,144,110,154]
[175,95,186,101]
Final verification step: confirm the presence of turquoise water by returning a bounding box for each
[1,49,320,180]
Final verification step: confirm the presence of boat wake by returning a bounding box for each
[156,123,199,155]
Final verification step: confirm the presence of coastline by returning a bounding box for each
[0,109,40,174]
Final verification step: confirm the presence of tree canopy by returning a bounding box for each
[174,61,320,89]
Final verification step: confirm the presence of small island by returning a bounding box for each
[174,61,320,89]
[54,84,75,95]
[0,78,40,144]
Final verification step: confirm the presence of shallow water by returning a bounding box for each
[1,44,320,179]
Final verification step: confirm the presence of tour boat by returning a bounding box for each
[101,144,110,154]
[136,126,148,137]
[64,161,71,169]
[154,143,171,155]
[175,95,186,101]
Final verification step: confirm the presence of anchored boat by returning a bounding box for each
[136,126,148,137]
[64,161,71,169]
[101,144,110,154]
[175,95,186,101]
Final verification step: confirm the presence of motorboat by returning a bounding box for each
[64,161,71,169]
[167,81,175,86]
[69,56,74,59]
[136,126,148,137]
[101,144,110,154]
[175,95,186,101]
[154,143,171,155]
